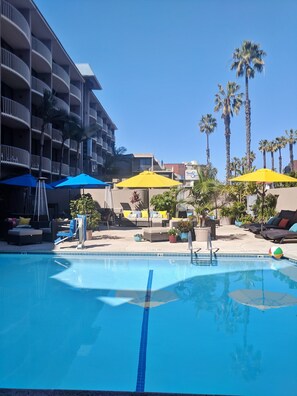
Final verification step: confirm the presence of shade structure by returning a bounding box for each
[229,289,297,311]
[116,171,181,188]
[230,168,297,183]
[54,173,108,192]
[50,176,73,188]
[0,173,53,189]
[230,169,297,230]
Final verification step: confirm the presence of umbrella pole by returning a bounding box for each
[260,183,265,232]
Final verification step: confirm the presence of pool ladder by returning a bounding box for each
[188,231,219,265]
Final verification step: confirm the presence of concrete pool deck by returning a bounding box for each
[0,224,296,261]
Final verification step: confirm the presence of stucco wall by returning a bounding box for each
[268,187,297,211]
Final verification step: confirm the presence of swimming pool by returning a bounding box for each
[0,253,296,395]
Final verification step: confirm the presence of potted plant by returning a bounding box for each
[134,233,143,242]
[220,206,234,225]
[177,219,192,242]
[168,228,179,243]
[70,193,101,240]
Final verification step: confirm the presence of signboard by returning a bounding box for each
[185,169,199,180]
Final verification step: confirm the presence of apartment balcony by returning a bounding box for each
[31,155,51,173]
[69,111,81,122]
[52,128,62,144]
[1,48,30,88]
[31,36,52,72]
[52,62,70,93]
[97,155,103,166]
[96,116,103,128]
[70,139,77,151]
[107,146,113,155]
[31,76,51,97]
[54,97,69,113]
[70,83,81,104]
[102,123,108,132]
[31,116,52,138]
[96,137,103,146]
[52,161,69,176]
[70,167,81,176]
[1,96,30,128]
[1,145,30,168]
[89,107,97,120]
[91,152,97,162]
[64,139,70,148]
[102,141,108,151]
[1,0,30,49]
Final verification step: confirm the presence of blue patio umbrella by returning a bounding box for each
[0,173,53,189]
[54,173,108,193]
[50,176,73,188]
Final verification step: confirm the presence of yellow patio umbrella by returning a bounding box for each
[116,171,181,188]
[230,168,297,230]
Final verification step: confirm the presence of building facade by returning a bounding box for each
[0,0,116,183]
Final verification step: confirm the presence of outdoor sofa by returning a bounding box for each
[120,210,168,227]
[248,210,297,234]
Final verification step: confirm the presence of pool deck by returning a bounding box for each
[0,224,296,261]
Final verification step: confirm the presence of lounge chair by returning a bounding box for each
[54,219,77,245]
[260,227,297,243]
[248,210,297,234]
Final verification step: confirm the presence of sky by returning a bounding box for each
[34,0,297,181]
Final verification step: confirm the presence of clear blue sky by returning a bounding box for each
[34,0,297,181]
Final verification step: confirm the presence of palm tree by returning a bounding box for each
[36,90,62,178]
[71,123,98,175]
[230,157,241,177]
[198,114,217,167]
[104,145,128,178]
[214,82,243,183]
[231,41,266,171]
[55,113,80,177]
[266,140,277,171]
[258,139,268,169]
[285,129,297,172]
[275,136,287,173]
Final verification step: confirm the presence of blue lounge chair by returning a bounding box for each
[54,219,77,245]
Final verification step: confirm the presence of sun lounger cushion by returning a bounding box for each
[289,223,297,232]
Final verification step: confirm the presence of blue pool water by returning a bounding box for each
[0,253,296,395]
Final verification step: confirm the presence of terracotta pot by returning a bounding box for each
[169,235,177,243]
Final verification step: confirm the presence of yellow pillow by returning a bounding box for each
[141,210,149,218]
[19,216,31,225]
[123,210,131,218]
[158,211,167,219]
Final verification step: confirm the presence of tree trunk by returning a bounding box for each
[278,148,282,173]
[263,151,266,169]
[245,73,251,171]
[59,141,65,178]
[224,115,231,183]
[38,125,45,178]
[271,152,274,171]
[206,133,210,166]
[289,143,294,171]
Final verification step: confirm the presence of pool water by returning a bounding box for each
[0,253,296,396]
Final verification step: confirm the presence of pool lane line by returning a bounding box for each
[135,269,153,392]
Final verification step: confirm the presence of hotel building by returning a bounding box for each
[0,0,116,183]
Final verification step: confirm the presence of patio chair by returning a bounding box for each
[260,225,297,243]
[54,219,77,245]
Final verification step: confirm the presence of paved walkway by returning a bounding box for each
[1,225,297,261]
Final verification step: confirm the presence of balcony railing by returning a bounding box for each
[52,128,62,143]
[97,137,103,146]
[89,107,97,119]
[91,152,97,162]
[70,167,81,176]
[31,116,52,137]
[52,161,69,175]
[64,139,70,148]
[31,36,52,66]
[102,141,108,151]
[31,76,51,96]
[70,140,77,151]
[54,97,69,113]
[97,155,103,165]
[102,123,108,132]
[1,0,30,43]
[31,155,51,172]
[52,62,70,87]
[1,96,30,126]
[107,146,113,155]
[70,84,81,101]
[96,116,103,128]
[1,48,30,85]
[1,145,30,167]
